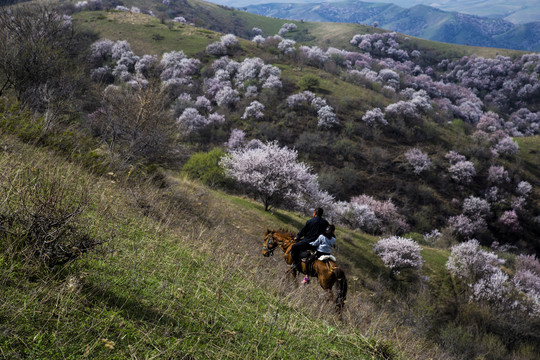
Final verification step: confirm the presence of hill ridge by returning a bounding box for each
[245,0,540,51]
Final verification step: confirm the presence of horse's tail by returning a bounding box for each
[334,267,347,313]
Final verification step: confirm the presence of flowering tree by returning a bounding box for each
[207,113,225,124]
[135,54,158,75]
[374,236,423,277]
[278,39,296,54]
[331,201,379,233]
[516,181,532,197]
[462,196,491,220]
[215,86,240,108]
[405,148,431,175]
[220,34,238,48]
[445,151,466,164]
[446,239,504,282]
[262,75,282,89]
[241,101,265,120]
[206,42,226,56]
[385,101,419,121]
[498,210,521,232]
[448,214,486,239]
[361,108,387,127]
[487,165,509,184]
[350,195,408,234]
[446,239,512,306]
[317,105,339,129]
[449,160,476,185]
[195,96,212,111]
[423,229,442,244]
[220,141,320,211]
[493,136,519,157]
[225,129,245,150]
[513,254,540,315]
[252,35,265,46]
[177,107,207,133]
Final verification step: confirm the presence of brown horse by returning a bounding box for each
[262,229,347,313]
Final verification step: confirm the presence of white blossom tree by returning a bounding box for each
[317,105,339,129]
[449,160,476,185]
[374,236,423,277]
[405,148,431,175]
[361,108,387,127]
[241,101,265,120]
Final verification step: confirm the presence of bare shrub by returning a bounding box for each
[0,4,93,129]
[0,164,104,269]
[88,82,178,166]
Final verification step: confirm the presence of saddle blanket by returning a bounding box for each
[318,255,336,262]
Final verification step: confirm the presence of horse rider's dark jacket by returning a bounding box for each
[296,215,329,244]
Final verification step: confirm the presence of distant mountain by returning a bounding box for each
[245,0,540,51]
[211,0,540,24]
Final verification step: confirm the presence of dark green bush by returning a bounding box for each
[298,74,320,91]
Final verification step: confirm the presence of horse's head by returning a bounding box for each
[262,229,277,257]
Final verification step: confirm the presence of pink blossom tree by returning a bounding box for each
[446,239,504,282]
[487,165,509,184]
[177,107,207,133]
[351,195,409,234]
[220,141,320,211]
[498,210,521,232]
[449,160,476,185]
[331,201,379,233]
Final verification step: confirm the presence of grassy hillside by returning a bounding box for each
[0,111,450,359]
[4,2,540,359]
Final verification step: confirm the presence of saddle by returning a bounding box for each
[299,249,315,262]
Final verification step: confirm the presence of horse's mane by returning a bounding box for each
[275,228,295,237]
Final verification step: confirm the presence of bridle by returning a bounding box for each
[263,232,276,256]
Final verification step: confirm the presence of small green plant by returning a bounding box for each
[152,33,165,41]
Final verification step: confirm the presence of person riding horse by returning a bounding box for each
[290,207,329,273]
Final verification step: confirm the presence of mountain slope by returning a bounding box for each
[245,0,540,51]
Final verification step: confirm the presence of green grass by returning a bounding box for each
[74,11,220,56]
[515,136,540,179]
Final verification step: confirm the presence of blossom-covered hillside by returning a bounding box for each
[3,2,540,358]
[68,5,540,254]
